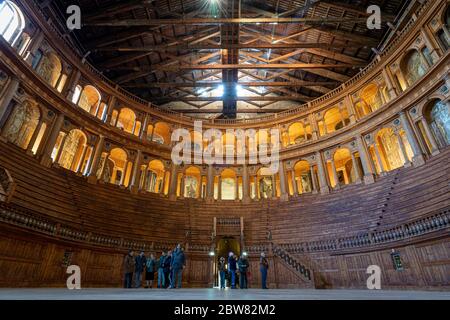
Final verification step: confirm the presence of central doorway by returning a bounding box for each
[213,237,241,288]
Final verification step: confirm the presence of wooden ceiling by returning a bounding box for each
[45,0,412,119]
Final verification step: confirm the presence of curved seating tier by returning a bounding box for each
[0,140,449,247]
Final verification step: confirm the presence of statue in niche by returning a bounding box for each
[259,177,273,198]
[300,173,312,193]
[430,101,450,147]
[185,176,198,198]
[3,102,40,149]
[379,129,403,170]
[36,52,61,87]
[58,130,83,170]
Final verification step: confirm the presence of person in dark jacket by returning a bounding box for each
[157,251,166,288]
[123,250,135,288]
[218,257,227,289]
[238,254,250,289]
[228,252,237,289]
[134,251,147,288]
[164,250,172,288]
[170,244,186,289]
[260,252,269,289]
[145,253,156,288]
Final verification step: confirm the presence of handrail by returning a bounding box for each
[0,201,447,255]
[21,0,434,125]
[271,243,312,282]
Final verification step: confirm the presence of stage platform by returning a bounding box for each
[0,288,449,300]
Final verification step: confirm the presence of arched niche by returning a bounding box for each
[184,166,201,198]
[78,85,102,114]
[144,159,165,193]
[294,160,312,194]
[221,168,237,200]
[423,99,450,148]
[2,101,40,150]
[116,108,136,135]
[58,129,87,172]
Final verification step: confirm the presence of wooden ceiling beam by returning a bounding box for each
[85,17,370,27]
[123,81,338,88]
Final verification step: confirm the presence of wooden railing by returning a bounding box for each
[271,243,313,283]
[1,202,447,257]
[0,167,16,203]
[278,208,450,254]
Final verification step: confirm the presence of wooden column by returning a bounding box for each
[315,151,330,194]
[399,111,426,165]
[40,113,65,167]
[0,77,19,129]
[355,135,375,184]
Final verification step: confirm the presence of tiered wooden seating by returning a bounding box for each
[0,139,449,249]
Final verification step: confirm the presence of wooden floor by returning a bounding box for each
[0,288,449,300]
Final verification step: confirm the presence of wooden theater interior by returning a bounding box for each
[0,0,449,292]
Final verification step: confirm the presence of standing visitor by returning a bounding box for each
[164,250,172,288]
[145,253,156,288]
[134,251,147,288]
[260,252,269,289]
[238,254,249,289]
[157,251,166,288]
[228,252,237,289]
[170,244,186,289]
[123,250,135,289]
[218,257,227,289]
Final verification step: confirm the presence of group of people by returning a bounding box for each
[123,245,270,290]
[123,243,186,289]
[218,252,269,289]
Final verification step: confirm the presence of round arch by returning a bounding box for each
[400,49,428,87]
[153,122,171,144]
[332,148,355,186]
[293,160,312,194]
[145,159,165,193]
[0,1,26,45]
[78,85,101,114]
[108,148,128,185]
[116,108,136,134]
[221,168,237,200]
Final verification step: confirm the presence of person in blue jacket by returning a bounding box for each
[157,251,166,288]
[228,252,237,289]
[170,243,186,289]
[163,250,172,288]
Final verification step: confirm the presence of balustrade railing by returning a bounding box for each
[272,243,312,282]
[0,201,448,255]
